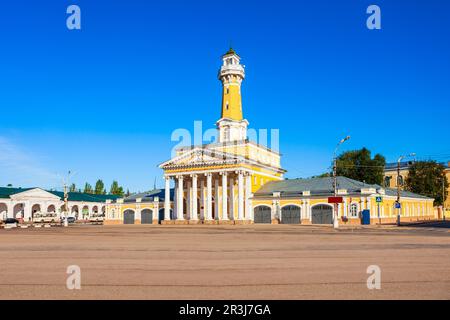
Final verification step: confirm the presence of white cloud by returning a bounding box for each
[0,136,60,188]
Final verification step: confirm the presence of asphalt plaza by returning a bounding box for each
[0,223,449,300]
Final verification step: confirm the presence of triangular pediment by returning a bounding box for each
[159,147,244,169]
[10,188,61,201]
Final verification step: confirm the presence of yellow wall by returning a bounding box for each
[221,80,243,121]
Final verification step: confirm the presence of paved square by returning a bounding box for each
[0,224,449,299]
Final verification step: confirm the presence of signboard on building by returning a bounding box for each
[328,196,343,204]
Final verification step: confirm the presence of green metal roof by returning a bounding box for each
[0,187,33,199]
[0,187,120,203]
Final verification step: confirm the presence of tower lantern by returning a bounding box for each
[217,48,248,143]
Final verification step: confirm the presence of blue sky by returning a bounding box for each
[0,0,449,192]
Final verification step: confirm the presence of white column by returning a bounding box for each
[221,172,228,220]
[177,175,184,220]
[367,198,372,217]
[6,202,13,219]
[186,181,191,220]
[173,180,178,219]
[214,177,220,220]
[153,198,159,221]
[191,174,198,220]
[200,179,205,220]
[229,177,235,220]
[164,176,171,220]
[271,200,277,220]
[306,199,311,221]
[343,198,348,217]
[237,171,244,220]
[206,173,212,220]
[245,173,252,220]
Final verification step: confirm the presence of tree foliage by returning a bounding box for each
[83,183,93,194]
[95,179,105,195]
[405,161,448,206]
[110,180,124,197]
[69,183,76,192]
[336,147,386,185]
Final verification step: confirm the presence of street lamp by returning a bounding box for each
[333,135,351,229]
[396,153,415,226]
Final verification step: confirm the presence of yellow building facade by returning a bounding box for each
[105,49,436,225]
[384,161,450,218]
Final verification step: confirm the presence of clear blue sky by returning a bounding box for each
[0,0,449,192]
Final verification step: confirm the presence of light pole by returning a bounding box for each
[396,153,415,226]
[333,135,350,229]
[442,176,446,221]
[61,170,76,227]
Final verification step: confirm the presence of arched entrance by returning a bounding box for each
[281,205,301,224]
[31,204,41,218]
[47,205,56,213]
[141,209,153,224]
[0,203,7,220]
[71,206,79,219]
[311,204,333,225]
[13,203,24,219]
[81,206,89,219]
[253,205,271,224]
[123,209,135,224]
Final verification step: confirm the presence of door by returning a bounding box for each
[158,208,165,223]
[123,210,135,224]
[254,206,271,224]
[141,209,152,224]
[311,205,333,225]
[281,205,301,224]
[361,209,371,225]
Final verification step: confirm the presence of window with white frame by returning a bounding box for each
[350,203,358,218]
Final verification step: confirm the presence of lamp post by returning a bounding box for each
[61,170,76,227]
[396,153,415,226]
[333,136,350,229]
[443,176,446,221]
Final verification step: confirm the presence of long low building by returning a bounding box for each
[105,189,173,225]
[0,187,119,222]
[104,176,434,225]
[252,176,435,225]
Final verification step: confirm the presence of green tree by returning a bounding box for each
[336,147,386,185]
[405,161,448,206]
[69,183,76,192]
[83,183,93,194]
[95,179,105,194]
[110,180,124,196]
